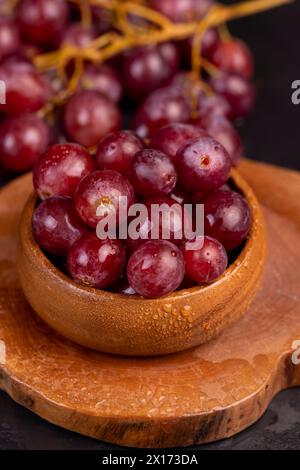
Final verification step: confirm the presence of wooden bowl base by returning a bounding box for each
[0,160,300,448]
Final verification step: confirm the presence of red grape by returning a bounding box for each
[149,0,213,23]
[80,63,123,103]
[63,90,121,148]
[132,86,191,138]
[150,123,207,160]
[0,114,50,172]
[210,72,255,118]
[127,240,185,298]
[210,38,253,80]
[203,189,251,250]
[75,170,135,228]
[33,143,95,199]
[196,92,232,120]
[175,136,232,192]
[32,196,88,256]
[95,130,144,174]
[67,233,126,289]
[182,236,228,283]
[127,149,177,197]
[122,43,179,100]
[0,16,20,61]
[17,0,68,46]
[194,115,243,166]
[0,60,51,114]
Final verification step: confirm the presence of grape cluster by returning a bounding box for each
[0,0,258,298]
[0,0,256,173]
[32,128,251,298]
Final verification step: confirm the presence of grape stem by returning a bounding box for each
[33,0,292,110]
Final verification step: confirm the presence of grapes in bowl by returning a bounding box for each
[17,129,267,356]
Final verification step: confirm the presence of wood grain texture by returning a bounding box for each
[0,160,299,448]
[16,169,266,356]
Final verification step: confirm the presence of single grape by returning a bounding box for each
[0,16,20,61]
[122,43,179,100]
[127,149,177,197]
[203,189,251,250]
[32,196,88,256]
[210,72,255,118]
[0,114,50,172]
[209,38,253,80]
[0,60,51,114]
[63,90,121,148]
[150,123,207,160]
[127,240,185,298]
[132,86,191,138]
[67,233,126,289]
[75,170,135,228]
[95,130,144,174]
[196,92,232,120]
[175,136,232,193]
[80,63,123,103]
[33,143,95,199]
[182,236,228,283]
[194,115,243,166]
[17,0,68,46]
[149,0,213,23]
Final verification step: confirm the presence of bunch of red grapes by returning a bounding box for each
[0,0,254,298]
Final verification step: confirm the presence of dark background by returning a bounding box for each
[1,0,300,451]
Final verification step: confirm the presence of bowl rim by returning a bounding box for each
[20,168,261,304]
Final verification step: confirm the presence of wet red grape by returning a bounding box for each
[182,235,228,283]
[95,130,144,174]
[127,149,177,197]
[150,123,207,160]
[32,196,88,256]
[194,115,242,166]
[67,233,126,289]
[33,143,95,199]
[175,136,232,193]
[75,170,135,228]
[203,189,251,250]
[127,240,185,298]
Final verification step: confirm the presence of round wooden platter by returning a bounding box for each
[0,159,300,449]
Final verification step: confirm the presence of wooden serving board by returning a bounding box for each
[0,159,299,448]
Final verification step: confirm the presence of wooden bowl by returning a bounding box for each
[17,169,267,357]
